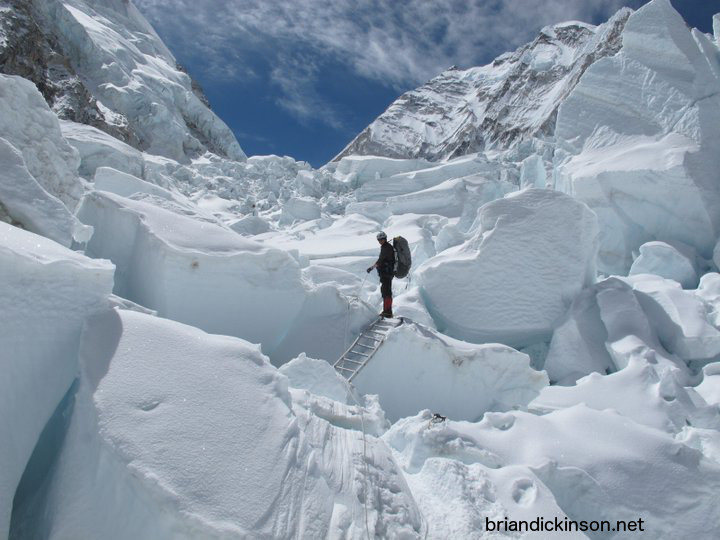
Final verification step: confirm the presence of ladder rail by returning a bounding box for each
[333,316,403,381]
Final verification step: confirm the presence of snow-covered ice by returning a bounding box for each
[554,0,720,274]
[60,120,145,179]
[0,223,113,539]
[418,189,598,347]
[28,309,422,539]
[385,405,720,539]
[531,357,719,433]
[352,321,548,422]
[3,0,720,537]
[0,74,83,209]
[78,190,373,363]
[544,276,697,385]
[629,241,699,289]
[0,138,91,246]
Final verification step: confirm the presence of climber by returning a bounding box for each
[367,231,395,318]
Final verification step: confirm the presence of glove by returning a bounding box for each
[366,266,373,273]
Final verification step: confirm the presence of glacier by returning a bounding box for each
[2,0,720,538]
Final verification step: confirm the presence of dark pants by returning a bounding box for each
[380,276,393,299]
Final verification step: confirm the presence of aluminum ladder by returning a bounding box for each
[334,316,403,382]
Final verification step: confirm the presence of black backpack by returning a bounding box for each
[393,236,411,278]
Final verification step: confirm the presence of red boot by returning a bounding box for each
[381,296,393,318]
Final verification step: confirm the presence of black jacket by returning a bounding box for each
[376,241,395,278]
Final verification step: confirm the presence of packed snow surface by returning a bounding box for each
[0,223,113,539]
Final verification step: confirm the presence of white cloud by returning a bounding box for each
[134,0,638,126]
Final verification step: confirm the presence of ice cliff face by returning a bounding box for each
[335,9,631,162]
[0,0,244,163]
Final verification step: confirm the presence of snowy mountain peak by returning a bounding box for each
[335,8,632,162]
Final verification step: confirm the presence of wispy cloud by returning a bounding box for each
[134,0,639,127]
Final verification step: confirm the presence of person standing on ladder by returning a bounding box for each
[367,231,395,318]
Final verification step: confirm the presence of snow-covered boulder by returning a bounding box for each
[352,321,548,422]
[417,189,598,346]
[279,196,322,225]
[60,120,144,179]
[385,405,720,539]
[629,241,698,288]
[35,0,245,162]
[554,0,720,274]
[0,138,91,246]
[0,74,83,209]
[26,309,422,539]
[0,223,113,539]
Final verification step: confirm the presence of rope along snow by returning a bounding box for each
[341,273,372,539]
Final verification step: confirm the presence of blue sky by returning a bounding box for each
[134,0,719,167]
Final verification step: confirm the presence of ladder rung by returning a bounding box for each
[354,343,374,349]
[335,366,354,372]
[340,358,363,365]
[366,331,386,337]
[348,351,370,357]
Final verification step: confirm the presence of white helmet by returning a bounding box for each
[376,231,387,241]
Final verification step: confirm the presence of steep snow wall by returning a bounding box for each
[0,223,113,539]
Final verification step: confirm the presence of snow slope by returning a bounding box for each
[0,223,113,539]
